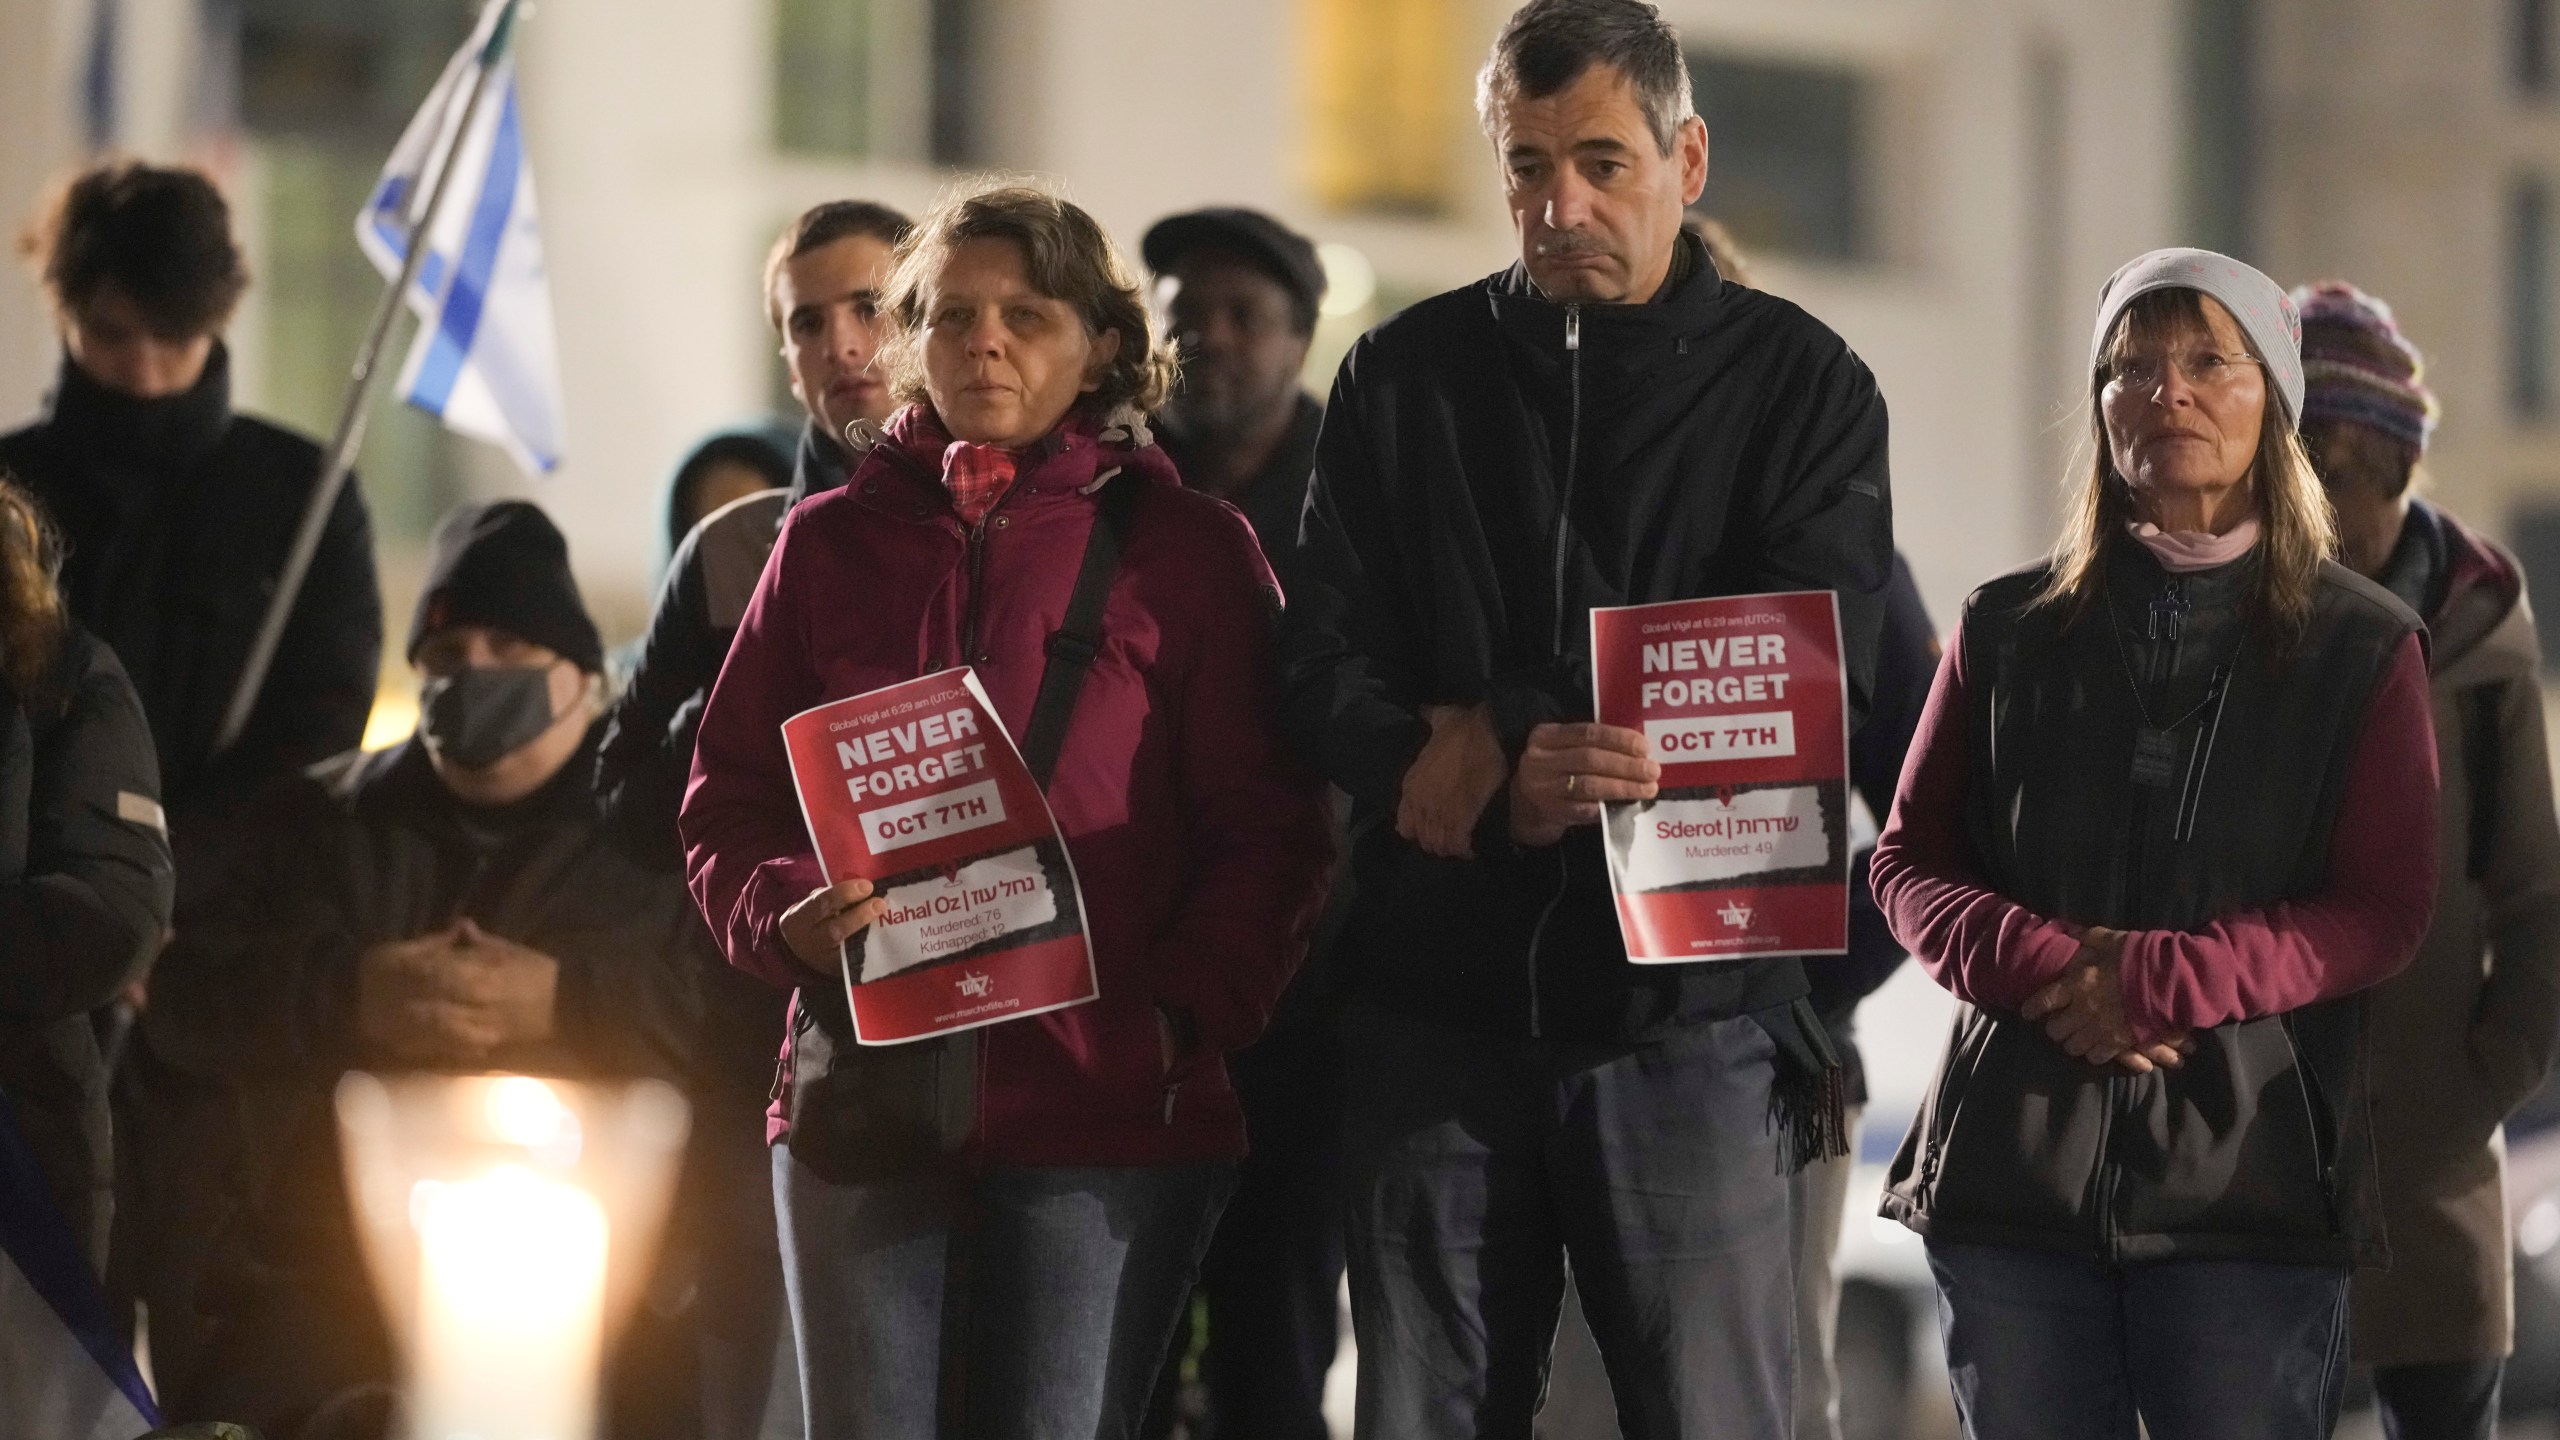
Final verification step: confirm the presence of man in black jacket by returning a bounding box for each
[4,158,384,1388]
[1140,207,1344,1440]
[1276,2,1892,1433]
[2,160,382,857]
[145,502,702,1438]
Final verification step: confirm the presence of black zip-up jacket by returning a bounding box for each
[1881,545,2423,1266]
[1277,235,1894,1042]
[0,628,174,1271]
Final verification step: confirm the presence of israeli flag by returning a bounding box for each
[0,1098,157,1440]
[358,0,564,476]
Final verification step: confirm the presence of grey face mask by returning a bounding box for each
[417,666,558,768]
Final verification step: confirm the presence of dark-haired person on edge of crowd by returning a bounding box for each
[1276,1,1894,1433]
[3,158,384,1390]
[1137,206,1345,1440]
[1872,251,2440,1439]
[0,474,173,1279]
[592,198,911,1440]
[144,502,703,1440]
[2288,281,2560,1440]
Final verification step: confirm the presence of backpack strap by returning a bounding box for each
[1017,473,1143,790]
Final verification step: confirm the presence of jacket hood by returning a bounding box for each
[43,342,232,480]
[2425,500,2535,686]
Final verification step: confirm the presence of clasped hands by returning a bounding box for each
[357,918,560,1064]
[2020,927,2194,1074]
[1395,704,1660,858]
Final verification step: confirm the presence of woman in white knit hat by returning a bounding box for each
[1867,249,2442,1438]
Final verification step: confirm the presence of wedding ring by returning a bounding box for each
[1564,772,1581,797]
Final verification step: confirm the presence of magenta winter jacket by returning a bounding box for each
[679,408,1332,1167]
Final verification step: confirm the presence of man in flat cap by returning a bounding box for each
[1142,207,1345,1440]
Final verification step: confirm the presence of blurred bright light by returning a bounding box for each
[1318,242,1376,318]
[410,1165,609,1330]
[2523,1199,2560,1258]
[485,1074,583,1164]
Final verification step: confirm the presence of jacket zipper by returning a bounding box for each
[961,522,990,666]
[2277,1015,2341,1229]
[1526,305,1584,1040]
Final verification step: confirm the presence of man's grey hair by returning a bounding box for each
[1475,0,1697,156]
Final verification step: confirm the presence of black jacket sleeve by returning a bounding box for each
[1734,340,1897,729]
[226,478,383,793]
[1276,362,1434,814]
[598,528,724,872]
[0,635,175,1023]
[142,770,359,1080]
[1811,555,1938,1023]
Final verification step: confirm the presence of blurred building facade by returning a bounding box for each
[0,0,2553,639]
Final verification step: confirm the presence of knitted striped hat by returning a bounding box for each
[2289,280,2439,453]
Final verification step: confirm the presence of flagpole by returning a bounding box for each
[213,0,522,755]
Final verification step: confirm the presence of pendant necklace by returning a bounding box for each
[2108,589,2221,790]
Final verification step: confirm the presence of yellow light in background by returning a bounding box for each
[1300,0,1462,216]
[363,684,419,751]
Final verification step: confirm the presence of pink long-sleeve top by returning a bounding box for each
[1871,621,2440,1044]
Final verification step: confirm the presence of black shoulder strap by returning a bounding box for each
[1018,474,1143,790]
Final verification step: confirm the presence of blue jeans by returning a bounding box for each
[1337,1000,1796,1440]
[1927,1240,2351,1440]
[772,1147,1233,1440]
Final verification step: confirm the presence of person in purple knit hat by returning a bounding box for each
[2294,279,2560,1440]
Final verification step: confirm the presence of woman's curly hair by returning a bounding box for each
[0,476,67,709]
[875,182,1178,422]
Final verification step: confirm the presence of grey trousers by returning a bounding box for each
[1339,1000,1798,1440]
[1787,1107,1863,1440]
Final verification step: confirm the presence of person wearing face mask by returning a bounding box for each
[140,501,704,1438]
[682,183,1331,1437]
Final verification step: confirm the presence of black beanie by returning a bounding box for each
[409,500,604,672]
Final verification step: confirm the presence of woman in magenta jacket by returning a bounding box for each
[679,184,1331,1437]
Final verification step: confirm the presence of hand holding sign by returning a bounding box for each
[780,878,885,974]
[1508,723,1660,847]
[782,668,1098,1044]
[1590,592,1850,962]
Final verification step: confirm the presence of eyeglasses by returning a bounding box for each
[2102,349,2263,393]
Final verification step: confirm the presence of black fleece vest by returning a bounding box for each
[1883,539,2419,1267]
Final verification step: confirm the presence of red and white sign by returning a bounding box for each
[1590,591,1851,963]
[782,668,1096,1044]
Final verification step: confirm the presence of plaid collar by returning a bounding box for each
[885,403,1106,526]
